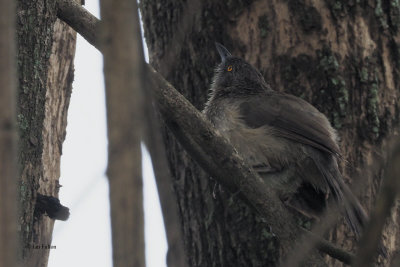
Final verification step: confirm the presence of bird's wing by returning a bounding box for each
[239,92,341,157]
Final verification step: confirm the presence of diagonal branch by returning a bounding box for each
[57,0,99,48]
[56,0,354,264]
[143,110,188,267]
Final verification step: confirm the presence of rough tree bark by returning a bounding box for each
[140,0,400,266]
[16,0,76,266]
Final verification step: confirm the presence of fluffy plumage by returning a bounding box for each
[203,43,367,238]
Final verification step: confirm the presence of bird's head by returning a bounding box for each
[211,43,269,97]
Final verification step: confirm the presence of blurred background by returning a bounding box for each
[48,2,167,267]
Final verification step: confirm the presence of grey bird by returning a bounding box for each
[203,43,368,239]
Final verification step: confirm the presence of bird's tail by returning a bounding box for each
[313,154,366,237]
[312,152,387,257]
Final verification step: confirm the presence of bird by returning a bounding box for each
[203,42,369,240]
[34,193,70,221]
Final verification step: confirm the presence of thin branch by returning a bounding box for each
[143,110,188,267]
[282,179,373,267]
[56,0,354,264]
[100,0,146,266]
[57,0,99,48]
[138,6,187,267]
[0,0,18,265]
[301,228,354,265]
[353,140,400,267]
[282,202,351,267]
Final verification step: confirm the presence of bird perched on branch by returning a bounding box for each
[203,43,369,239]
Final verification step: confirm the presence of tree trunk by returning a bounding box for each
[16,1,76,266]
[141,0,400,266]
[100,0,146,265]
[0,0,18,265]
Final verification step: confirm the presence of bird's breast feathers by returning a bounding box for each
[204,99,300,169]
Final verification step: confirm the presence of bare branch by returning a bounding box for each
[0,0,18,265]
[301,228,354,265]
[57,0,98,48]
[143,111,188,267]
[99,0,146,266]
[282,203,348,267]
[56,1,354,264]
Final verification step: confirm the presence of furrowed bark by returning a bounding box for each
[17,0,76,266]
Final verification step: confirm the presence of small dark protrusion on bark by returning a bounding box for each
[34,193,70,221]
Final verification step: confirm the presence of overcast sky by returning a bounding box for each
[48,2,167,266]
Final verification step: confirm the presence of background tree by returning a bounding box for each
[16,0,77,265]
[100,0,146,265]
[140,0,400,266]
[0,0,18,266]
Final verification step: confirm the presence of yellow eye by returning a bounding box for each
[227,65,233,72]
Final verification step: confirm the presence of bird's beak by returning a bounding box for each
[215,42,232,62]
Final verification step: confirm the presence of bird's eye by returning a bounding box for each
[227,65,233,72]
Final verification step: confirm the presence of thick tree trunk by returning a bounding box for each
[17,1,76,266]
[141,0,400,266]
